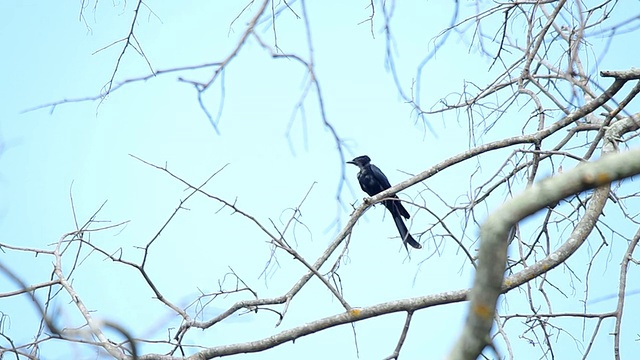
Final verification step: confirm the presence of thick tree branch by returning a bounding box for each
[448,148,640,360]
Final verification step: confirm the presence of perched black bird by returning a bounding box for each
[347,155,422,249]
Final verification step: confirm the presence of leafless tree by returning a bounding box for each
[3,1,640,359]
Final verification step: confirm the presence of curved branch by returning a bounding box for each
[365,73,630,209]
[448,147,640,359]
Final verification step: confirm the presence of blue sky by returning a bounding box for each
[1,1,639,359]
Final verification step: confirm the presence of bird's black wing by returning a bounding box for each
[356,164,389,196]
[369,165,411,219]
[369,164,392,189]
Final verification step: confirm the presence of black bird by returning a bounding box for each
[347,155,422,249]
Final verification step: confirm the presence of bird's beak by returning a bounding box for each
[346,160,355,165]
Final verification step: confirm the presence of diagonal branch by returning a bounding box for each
[448,147,640,359]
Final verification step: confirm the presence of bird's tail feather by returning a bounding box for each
[392,214,422,249]
[383,199,410,219]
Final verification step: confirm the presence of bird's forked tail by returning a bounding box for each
[392,214,422,249]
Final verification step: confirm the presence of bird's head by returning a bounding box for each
[347,155,371,168]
